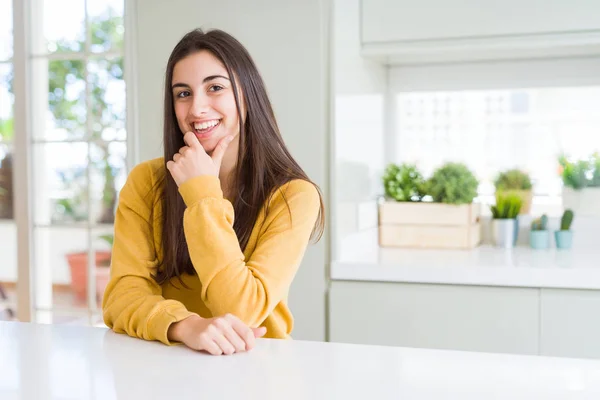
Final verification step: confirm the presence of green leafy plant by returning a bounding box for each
[531,214,548,231]
[560,209,574,231]
[0,118,14,142]
[382,163,426,202]
[490,192,523,219]
[494,169,532,191]
[425,162,479,205]
[98,234,114,247]
[559,153,600,190]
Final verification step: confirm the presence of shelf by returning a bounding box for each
[332,228,600,290]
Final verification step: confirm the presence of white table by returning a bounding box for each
[2,321,600,399]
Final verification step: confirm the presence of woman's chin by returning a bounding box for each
[201,139,219,155]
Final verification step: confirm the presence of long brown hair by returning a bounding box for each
[155,29,324,285]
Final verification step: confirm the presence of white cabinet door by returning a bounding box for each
[329,281,539,355]
[361,0,600,44]
[540,289,600,359]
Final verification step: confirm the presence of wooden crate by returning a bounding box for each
[378,202,481,249]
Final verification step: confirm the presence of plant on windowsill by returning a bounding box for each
[559,153,600,217]
[530,214,549,250]
[66,233,113,303]
[494,169,533,215]
[379,162,481,249]
[490,192,523,248]
[555,209,574,250]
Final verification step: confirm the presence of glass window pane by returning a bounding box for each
[394,87,600,204]
[88,57,126,141]
[35,227,92,311]
[0,63,13,142]
[0,0,12,60]
[32,59,86,140]
[32,143,89,226]
[90,141,126,225]
[92,226,113,308]
[0,209,16,320]
[34,226,112,312]
[42,0,85,53]
[88,0,124,53]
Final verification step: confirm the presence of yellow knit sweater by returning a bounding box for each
[102,157,320,345]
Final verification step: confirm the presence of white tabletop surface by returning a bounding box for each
[3,321,600,399]
[332,229,600,289]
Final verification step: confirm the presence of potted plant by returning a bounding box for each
[555,209,574,250]
[530,214,549,249]
[559,153,600,216]
[379,162,481,249]
[66,233,113,303]
[490,192,523,248]
[382,163,426,202]
[426,162,479,205]
[494,169,533,214]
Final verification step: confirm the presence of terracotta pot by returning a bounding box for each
[66,251,111,302]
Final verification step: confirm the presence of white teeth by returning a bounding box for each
[194,120,219,130]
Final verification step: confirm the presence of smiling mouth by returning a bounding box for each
[193,119,221,137]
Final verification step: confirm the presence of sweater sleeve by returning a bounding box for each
[102,161,197,345]
[177,176,320,327]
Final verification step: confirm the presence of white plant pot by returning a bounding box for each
[562,187,600,217]
[492,219,516,249]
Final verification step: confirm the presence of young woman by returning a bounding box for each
[102,28,324,356]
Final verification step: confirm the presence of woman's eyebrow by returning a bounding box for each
[171,75,230,90]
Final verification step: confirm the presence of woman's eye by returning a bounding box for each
[209,85,224,92]
[176,91,191,98]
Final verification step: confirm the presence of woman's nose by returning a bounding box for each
[190,93,210,116]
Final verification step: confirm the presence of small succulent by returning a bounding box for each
[491,192,523,219]
[560,209,574,231]
[531,214,548,231]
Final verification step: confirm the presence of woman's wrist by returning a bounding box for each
[168,314,202,343]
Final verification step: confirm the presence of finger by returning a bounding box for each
[183,131,202,150]
[166,160,175,171]
[252,326,267,338]
[178,146,189,156]
[212,332,236,355]
[219,320,247,352]
[225,314,255,350]
[173,153,182,162]
[198,336,222,355]
[211,135,234,167]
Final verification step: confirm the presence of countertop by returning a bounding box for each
[2,321,600,399]
[332,229,600,289]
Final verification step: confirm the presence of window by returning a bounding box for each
[1,0,128,325]
[33,0,126,324]
[0,0,15,319]
[390,59,600,216]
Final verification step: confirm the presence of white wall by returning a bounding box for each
[133,0,330,341]
[331,0,387,259]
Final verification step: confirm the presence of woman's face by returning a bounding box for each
[171,50,240,154]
